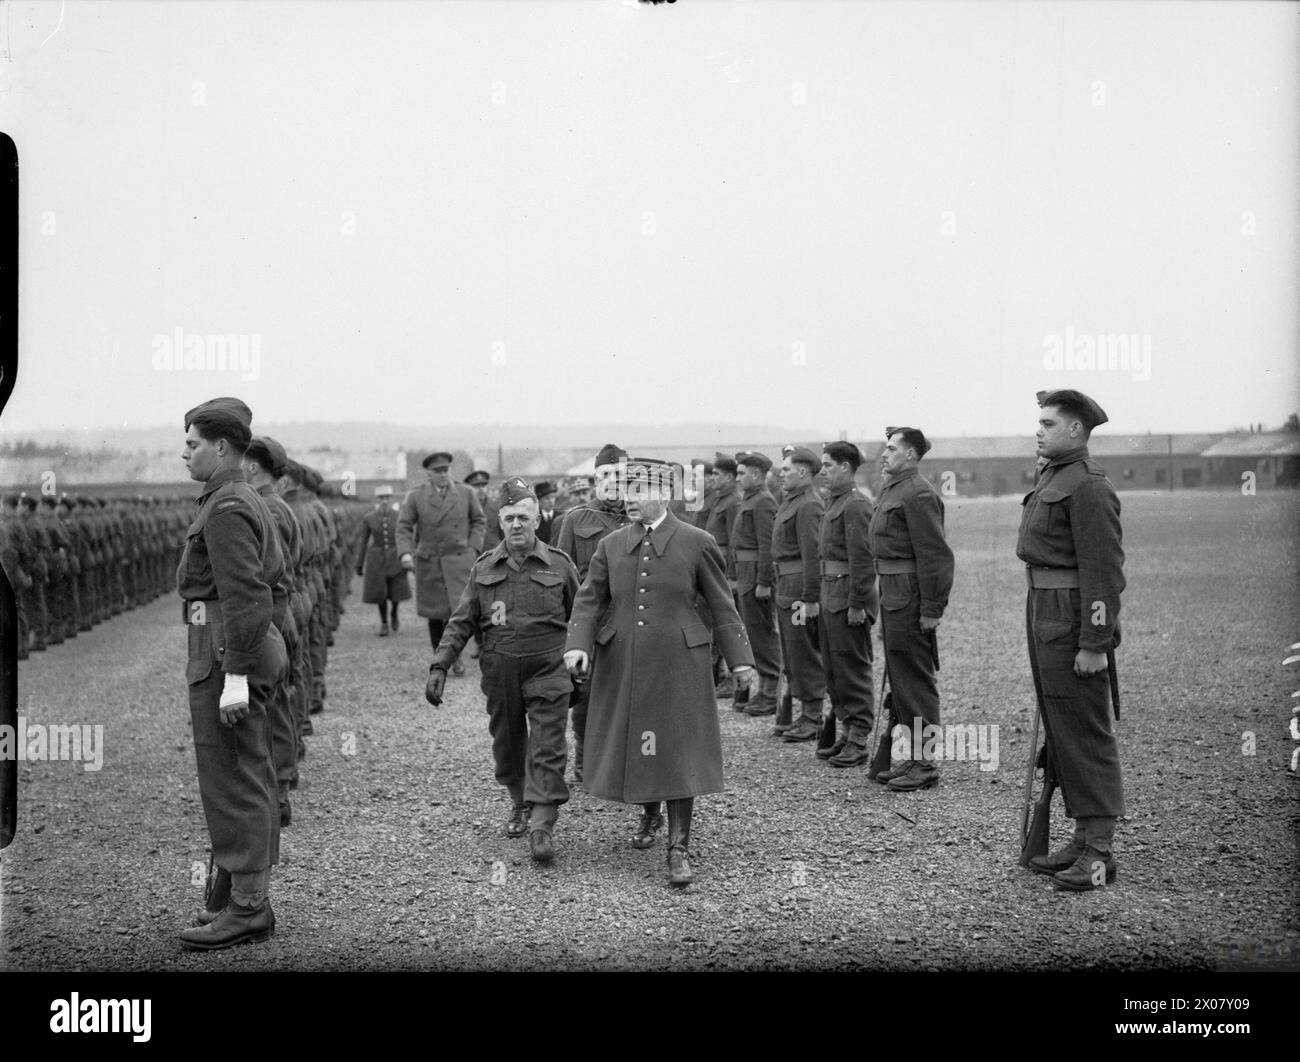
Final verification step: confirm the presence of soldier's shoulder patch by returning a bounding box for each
[214,498,246,514]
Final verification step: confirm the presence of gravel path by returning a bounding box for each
[2,491,1297,971]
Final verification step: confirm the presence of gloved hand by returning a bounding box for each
[732,665,759,699]
[219,674,251,727]
[563,650,589,681]
[425,667,447,706]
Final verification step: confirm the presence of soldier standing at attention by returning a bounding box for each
[241,436,304,827]
[815,442,879,767]
[176,398,287,951]
[553,443,629,786]
[771,446,827,742]
[868,427,954,792]
[732,452,781,720]
[426,478,578,862]
[354,484,411,636]
[397,451,486,676]
[703,453,742,701]
[1018,390,1125,891]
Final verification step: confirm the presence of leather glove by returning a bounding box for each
[425,667,446,706]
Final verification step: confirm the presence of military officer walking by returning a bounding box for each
[1018,390,1125,891]
[426,478,578,862]
[868,427,954,791]
[564,458,756,886]
[355,484,411,635]
[397,451,486,675]
[816,442,879,767]
[176,398,287,951]
[771,446,827,741]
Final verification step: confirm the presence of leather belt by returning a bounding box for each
[875,558,917,574]
[820,560,850,576]
[181,599,221,625]
[734,549,760,562]
[1026,567,1080,589]
[774,560,803,576]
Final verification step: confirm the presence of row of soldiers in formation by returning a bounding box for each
[0,493,193,657]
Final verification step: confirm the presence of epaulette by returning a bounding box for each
[544,543,576,567]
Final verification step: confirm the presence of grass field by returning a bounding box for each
[2,489,1297,971]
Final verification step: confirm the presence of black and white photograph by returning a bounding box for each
[0,0,1295,1022]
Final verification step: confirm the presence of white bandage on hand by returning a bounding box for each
[219,674,250,710]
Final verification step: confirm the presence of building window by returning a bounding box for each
[1154,469,1167,485]
[1123,469,1135,480]
[1181,467,1202,488]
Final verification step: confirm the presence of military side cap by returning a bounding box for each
[787,446,820,470]
[246,435,288,477]
[713,452,738,474]
[885,426,931,458]
[184,396,253,441]
[1037,389,1109,431]
[302,467,324,493]
[464,470,491,487]
[422,451,453,470]
[735,450,772,473]
[533,480,556,498]
[374,484,393,497]
[594,443,627,468]
[498,476,536,505]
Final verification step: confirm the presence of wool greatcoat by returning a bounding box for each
[355,502,412,604]
[395,482,485,621]
[566,509,754,804]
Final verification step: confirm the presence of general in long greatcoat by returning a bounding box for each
[395,479,485,621]
[566,507,753,805]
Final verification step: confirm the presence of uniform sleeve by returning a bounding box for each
[353,515,371,570]
[395,491,418,557]
[560,554,580,619]
[431,575,482,669]
[205,501,274,673]
[797,495,823,603]
[466,490,486,552]
[566,535,611,656]
[846,497,878,617]
[754,495,775,588]
[906,490,954,618]
[1072,479,1124,653]
[696,537,754,669]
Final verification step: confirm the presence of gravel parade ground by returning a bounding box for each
[2,490,1297,972]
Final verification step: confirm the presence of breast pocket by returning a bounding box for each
[182,527,207,581]
[523,570,565,617]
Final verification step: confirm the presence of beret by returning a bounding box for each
[786,446,820,470]
[594,443,627,469]
[712,452,738,475]
[735,450,772,473]
[246,435,288,477]
[1037,389,1109,431]
[184,396,252,434]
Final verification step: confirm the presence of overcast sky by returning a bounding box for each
[0,0,1295,442]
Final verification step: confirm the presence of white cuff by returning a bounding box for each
[219,674,250,709]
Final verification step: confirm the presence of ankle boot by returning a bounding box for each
[192,865,232,927]
[631,802,663,849]
[180,897,276,950]
[666,797,694,885]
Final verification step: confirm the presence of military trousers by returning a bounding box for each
[1026,589,1124,819]
[776,604,826,702]
[270,618,300,785]
[736,588,781,682]
[879,573,940,730]
[481,652,572,810]
[186,620,287,874]
[818,609,875,732]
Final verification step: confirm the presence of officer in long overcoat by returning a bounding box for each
[565,458,756,886]
[396,451,486,665]
[354,484,411,635]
